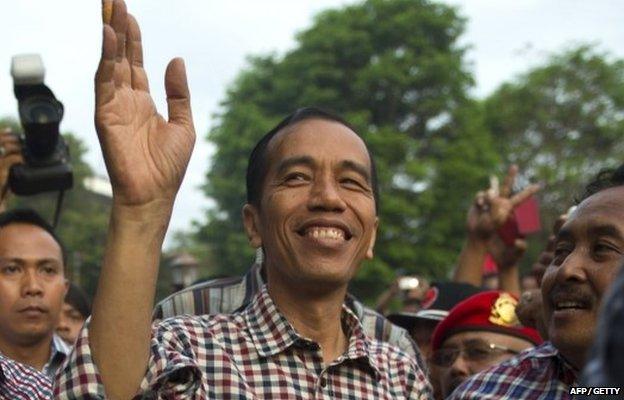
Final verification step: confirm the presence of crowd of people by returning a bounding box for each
[0,0,622,399]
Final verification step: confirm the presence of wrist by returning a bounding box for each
[110,200,174,243]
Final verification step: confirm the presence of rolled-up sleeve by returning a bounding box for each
[54,317,205,399]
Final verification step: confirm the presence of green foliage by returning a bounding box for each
[484,45,624,266]
[195,0,498,303]
[1,117,109,298]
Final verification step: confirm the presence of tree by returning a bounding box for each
[196,0,498,304]
[1,116,110,297]
[484,45,624,255]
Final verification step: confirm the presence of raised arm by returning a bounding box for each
[90,1,195,398]
[454,166,539,291]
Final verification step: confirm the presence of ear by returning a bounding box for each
[242,203,263,248]
[365,217,379,260]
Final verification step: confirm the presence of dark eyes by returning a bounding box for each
[283,172,310,185]
[1,265,19,274]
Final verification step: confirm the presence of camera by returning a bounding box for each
[9,54,73,195]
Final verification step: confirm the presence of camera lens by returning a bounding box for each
[21,97,61,125]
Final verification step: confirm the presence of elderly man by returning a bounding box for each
[449,165,624,399]
[430,291,542,398]
[54,1,431,398]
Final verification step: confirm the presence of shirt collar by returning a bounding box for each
[532,341,578,385]
[243,285,381,378]
[42,334,71,376]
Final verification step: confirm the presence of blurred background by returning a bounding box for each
[2,0,622,302]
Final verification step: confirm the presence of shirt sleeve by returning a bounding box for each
[53,317,206,399]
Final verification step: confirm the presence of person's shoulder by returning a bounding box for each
[449,343,558,399]
[351,296,419,355]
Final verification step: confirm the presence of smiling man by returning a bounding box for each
[449,165,624,400]
[0,209,70,382]
[54,1,431,398]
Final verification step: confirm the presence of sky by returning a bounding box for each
[1,0,622,247]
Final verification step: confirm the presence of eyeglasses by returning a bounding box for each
[430,339,521,367]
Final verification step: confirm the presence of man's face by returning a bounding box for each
[0,223,67,347]
[56,302,86,345]
[542,186,624,369]
[437,331,534,398]
[243,119,378,290]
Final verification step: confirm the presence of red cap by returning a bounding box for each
[431,290,543,351]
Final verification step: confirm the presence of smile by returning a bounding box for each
[303,227,346,240]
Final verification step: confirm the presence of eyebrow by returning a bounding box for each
[339,160,371,184]
[557,224,624,243]
[589,224,624,242]
[275,156,315,177]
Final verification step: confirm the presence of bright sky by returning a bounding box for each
[1,0,622,247]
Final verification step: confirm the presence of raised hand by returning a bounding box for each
[0,128,24,210]
[96,0,195,209]
[466,165,540,240]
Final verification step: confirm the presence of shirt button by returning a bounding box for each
[320,377,327,388]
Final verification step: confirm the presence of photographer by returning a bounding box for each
[0,127,24,212]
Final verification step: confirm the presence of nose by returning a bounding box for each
[307,173,346,212]
[555,248,587,284]
[449,352,471,378]
[21,269,44,297]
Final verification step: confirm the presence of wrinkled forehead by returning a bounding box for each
[564,186,624,233]
[266,118,372,169]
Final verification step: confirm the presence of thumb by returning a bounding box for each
[165,58,193,128]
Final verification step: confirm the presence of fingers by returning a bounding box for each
[95,25,117,108]
[165,58,194,128]
[510,183,540,207]
[126,15,150,92]
[102,0,113,24]
[500,164,518,198]
[109,0,131,88]
[110,0,128,62]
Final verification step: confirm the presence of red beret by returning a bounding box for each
[431,290,543,351]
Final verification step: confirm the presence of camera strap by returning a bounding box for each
[52,189,65,229]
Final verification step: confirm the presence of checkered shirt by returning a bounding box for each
[448,342,578,400]
[154,263,421,362]
[43,334,71,378]
[55,285,433,399]
[0,353,52,399]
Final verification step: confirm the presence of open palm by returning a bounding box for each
[96,0,195,208]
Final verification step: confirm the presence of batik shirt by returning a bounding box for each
[154,263,421,361]
[448,342,577,400]
[0,353,51,400]
[55,285,433,399]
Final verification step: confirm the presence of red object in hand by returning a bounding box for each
[497,196,541,246]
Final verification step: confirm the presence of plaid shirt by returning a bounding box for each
[0,353,52,399]
[43,334,71,378]
[448,342,578,400]
[55,285,433,399]
[154,263,421,362]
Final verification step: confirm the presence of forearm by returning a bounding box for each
[453,237,487,286]
[90,201,172,399]
[498,265,521,296]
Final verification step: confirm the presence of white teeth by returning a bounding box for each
[305,227,345,240]
[556,301,583,309]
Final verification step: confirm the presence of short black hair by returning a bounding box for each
[577,164,624,204]
[246,107,380,213]
[0,208,68,269]
[64,282,91,319]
